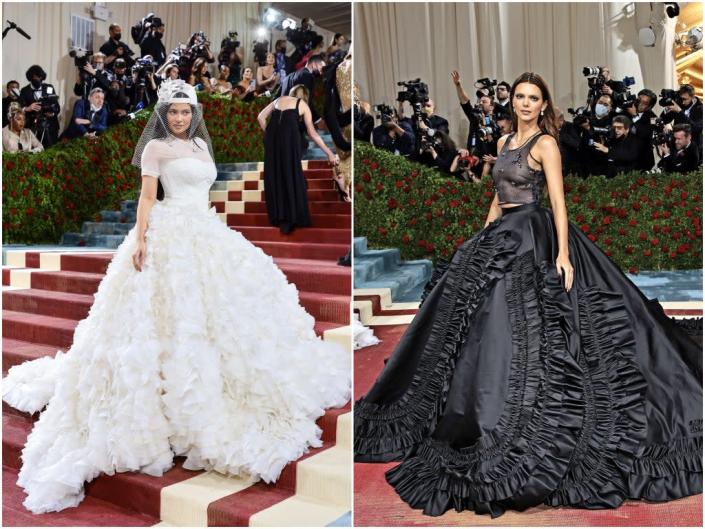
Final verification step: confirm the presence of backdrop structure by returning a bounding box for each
[354,1,680,147]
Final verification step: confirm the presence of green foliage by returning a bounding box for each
[355,143,703,272]
[3,94,270,244]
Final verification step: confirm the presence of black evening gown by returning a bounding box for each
[354,133,703,518]
[264,99,311,233]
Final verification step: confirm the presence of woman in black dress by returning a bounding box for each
[354,72,702,518]
[258,85,338,234]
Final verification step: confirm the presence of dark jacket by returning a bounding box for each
[73,70,111,100]
[61,99,108,139]
[658,141,700,174]
[99,39,136,70]
[631,109,657,171]
[280,68,320,122]
[372,122,415,156]
[140,33,167,66]
[605,133,640,178]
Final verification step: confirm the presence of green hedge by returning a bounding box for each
[3,93,269,244]
[354,142,703,273]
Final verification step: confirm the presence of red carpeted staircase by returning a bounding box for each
[2,161,352,526]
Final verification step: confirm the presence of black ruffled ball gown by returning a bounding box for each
[354,132,703,518]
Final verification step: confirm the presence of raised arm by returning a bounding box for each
[257,100,276,131]
[537,134,573,291]
[451,70,471,105]
[301,101,337,165]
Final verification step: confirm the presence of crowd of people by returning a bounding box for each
[3,16,349,154]
[354,66,702,178]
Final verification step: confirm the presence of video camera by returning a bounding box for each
[131,13,162,46]
[221,32,241,52]
[659,89,679,108]
[613,77,637,109]
[396,79,429,106]
[69,47,92,69]
[286,26,318,54]
[474,77,497,98]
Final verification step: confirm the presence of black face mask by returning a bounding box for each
[155,31,163,39]
[30,79,42,89]
[109,89,120,97]
[114,33,122,41]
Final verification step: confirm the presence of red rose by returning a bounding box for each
[34,160,43,171]
[643,249,652,257]
[652,212,660,219]
[575,214,585,223]
[572,195,581,204]
[638,232,647,241]
[662,210,671,219]
[484,191,493,198]
[606,250,613,257]
[588,234,597,242]
[370,162,378,170]
[651,238,659,246]
[449,199,460,208]
[628,266,638,274]
[670,251,677,259]
[361,172,371,182]
[663,186,672,195]
[26,207,33,216]
[632,203,640,212]
[618,227,627,236]
[417,239,426,248]
[375,183,384,191]
[355,184,362,192]
[458,219,466,227]
[681,191,689,200]
[387,198,398,209]
[625,246,635,254]
[580,224,590,233]
[604,237,613,245]
[378,227,387,235]
[446,234,453,242]
[610,191,618,199]
[628,219,638,227]
[425,212,433,221]
[426,242,435,252]
[602,216,611,225]
[424,199,433,207]
[395,180,404,188]
[636,177,645,186]
[402,234,410,243]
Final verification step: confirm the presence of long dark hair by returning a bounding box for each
[509,72,559,140]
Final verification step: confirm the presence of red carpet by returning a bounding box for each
[2,160,351,525]
[354,313,703,526]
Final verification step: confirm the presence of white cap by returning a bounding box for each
[157,79,198,105]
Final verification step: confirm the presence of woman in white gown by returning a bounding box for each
[3,80,351,514]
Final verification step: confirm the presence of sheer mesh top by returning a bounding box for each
[492,131,546,206]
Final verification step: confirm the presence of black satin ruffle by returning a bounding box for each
[354,204,703,517]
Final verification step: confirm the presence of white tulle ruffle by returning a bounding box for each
[2,199,351,514]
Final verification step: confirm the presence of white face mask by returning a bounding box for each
[595,103,609,118]
[10,87,19,98]
[95,63,104,71]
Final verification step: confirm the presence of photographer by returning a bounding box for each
[61,87,108,140]
[559,109,585,177]
[218,32,241,72]
[583,65,626,108]
[592,93,615,128]
[592,115,640,178]
[105,80,131,125]
[100,24,135,72]
[372,105,415,155]
[287,17,318,67]
[494,81,511,117]
[625,88,657,171]
[417,130,463,175]
[18,64,60,148]
[2,80,20,127]
[73,52,111,102]
[139,17,167,66]
[2,103,43,153]
[131,65,159,110]
[660,84,703,161]
[280,55,326,126]
[107,58,135,102]
[657,123,700,174]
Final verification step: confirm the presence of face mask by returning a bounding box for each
[31,79,42,89]
[10,87,19,98]
[155,31,163,39]
[109,88,119,96]
[114,33,122,41]
[95,63,104,71]
[595,104,609,118]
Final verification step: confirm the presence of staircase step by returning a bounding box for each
[226,213,350,229]
[3,337,59,372]
[226,189,340,202]
[299,292,349,325]
[3,310,77,349]
[230,227,350,244]
[26,270,104,295]
[250,242,349,261]
[2,466,158,527]
[244,201,349,215]
[4,289,93,321]
[80,222,134,236]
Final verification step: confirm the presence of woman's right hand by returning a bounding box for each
[328,152,339,166]
[132,238,146,272]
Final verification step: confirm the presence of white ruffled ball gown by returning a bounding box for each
[2,137,351,514]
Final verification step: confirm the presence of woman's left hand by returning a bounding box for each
[556,252,574,292]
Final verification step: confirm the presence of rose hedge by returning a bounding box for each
[355,142,703,273]
[3,93,269,244]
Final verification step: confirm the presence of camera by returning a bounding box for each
[286,26,318,54]
[419,133,442,153]
[373,103,396,124]
[69,47,93,69]
[651,117,672,146]
[221,32,241,51]
[474,77,497,98]
[132,56,156,83]
[659,89,679,107]
[396,79,429,105]
[614,77,637,109]
[253,40,269,66]
[131,13,162,46]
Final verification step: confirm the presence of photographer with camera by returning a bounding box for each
[73,51,111,102]
[494,81,511,117]
[2,80,21,127]
[60,87,108,140]
[107,58,135,103]
[657,123,700,174]
[582,65,626,108]
[131,60,159,110]
[372,104,415,156]
[105,79,131,125]
[623,88,658,171]
[18,64,60,148]
[3,103,43,153]
[280,55,326,127]
[592,93,616,128]
[287,17,319,68]
[137,16,167,67]
[591,115,640,178]
[660,84,703,161]
[100,24,135,72]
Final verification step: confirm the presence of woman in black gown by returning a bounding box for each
[258,85,338,234]
[354,72,702,518]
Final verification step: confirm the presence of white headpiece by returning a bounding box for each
[157,79,198,106]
